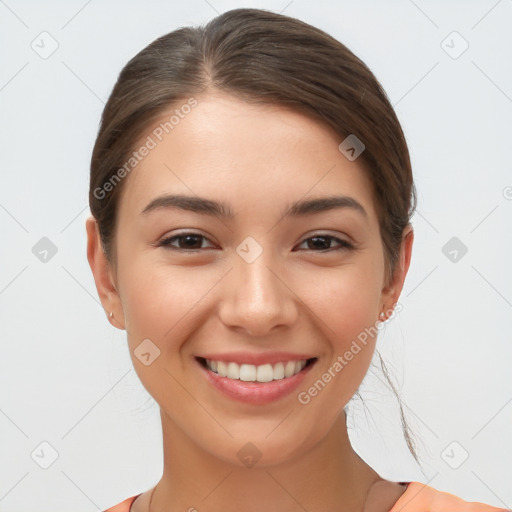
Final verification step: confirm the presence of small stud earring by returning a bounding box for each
[109,311,113,319]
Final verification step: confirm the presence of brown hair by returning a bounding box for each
[89,7,421,464]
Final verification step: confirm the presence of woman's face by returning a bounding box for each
[88,90,412,467]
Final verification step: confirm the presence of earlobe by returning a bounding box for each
[85,216,125,330]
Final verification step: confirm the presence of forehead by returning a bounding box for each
[118,91,378,223]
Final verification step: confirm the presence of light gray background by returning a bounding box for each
[1,1,511,511]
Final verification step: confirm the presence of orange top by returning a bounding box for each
[103,481,510,512]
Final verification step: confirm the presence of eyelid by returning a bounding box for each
[156,230,355,252]
[296,233,355,251]
[301,230,353,243]
[156,230,217,250]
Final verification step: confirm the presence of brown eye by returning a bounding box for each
[157,233,215,251]
[297,235,354,252]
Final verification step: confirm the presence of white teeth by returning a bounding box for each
[239,364,256,381]
[226,362,239,379]
[273,362,285,380]
[284,361,296,378]
[204,358,310,382]
[217,361,228,377]
[256,364,274,383]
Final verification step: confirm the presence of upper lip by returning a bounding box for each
[196,352,317,366]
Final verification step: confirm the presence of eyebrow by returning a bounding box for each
[141,193,368,219]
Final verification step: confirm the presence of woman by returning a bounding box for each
[86,8,508,512]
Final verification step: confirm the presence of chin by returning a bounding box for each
[201,427,319,469]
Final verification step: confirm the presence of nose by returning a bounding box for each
[218,247,298,337]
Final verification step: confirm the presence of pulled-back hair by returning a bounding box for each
[89,7,420,464]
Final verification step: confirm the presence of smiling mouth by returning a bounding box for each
[196,357,317,383]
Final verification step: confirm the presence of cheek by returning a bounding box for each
[291,266,383,426]
[120,256,211,338]
[293,256,383,399]
[301,260,383,344]
[117,261,211,413]
[118,257,228,398]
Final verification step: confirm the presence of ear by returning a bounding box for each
[86,216,125,330]
[379,224,414,320]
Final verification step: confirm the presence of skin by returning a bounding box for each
[86,90,414,512]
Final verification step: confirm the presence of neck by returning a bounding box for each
[150,408,382,512]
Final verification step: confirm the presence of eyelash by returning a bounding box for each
[156,232,355,253]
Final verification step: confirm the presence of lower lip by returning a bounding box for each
[195,358,316,405]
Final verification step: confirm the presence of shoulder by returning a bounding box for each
[390,481,510,512]
[103,494,141,512]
